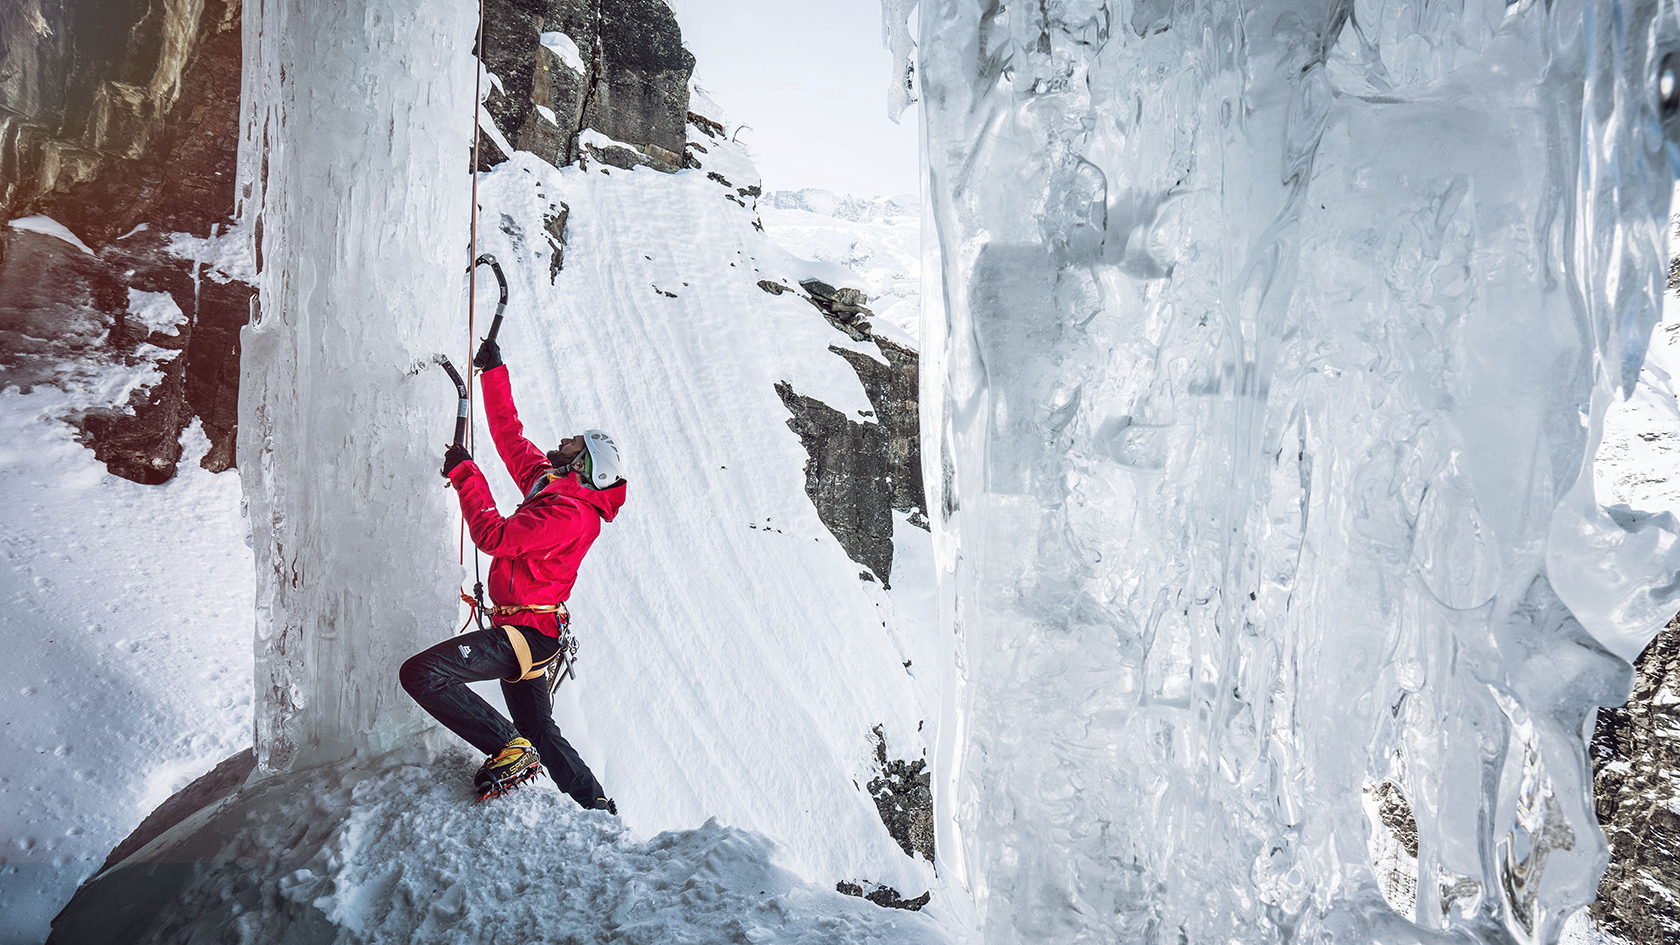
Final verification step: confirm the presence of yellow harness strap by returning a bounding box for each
[503,626,561,683]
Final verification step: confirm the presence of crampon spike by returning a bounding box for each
[474,762,544,802]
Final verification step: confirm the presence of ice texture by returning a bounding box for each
[910,1,1680,942]
[238,0,477,774]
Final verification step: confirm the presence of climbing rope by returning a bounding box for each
[460,0,490,633]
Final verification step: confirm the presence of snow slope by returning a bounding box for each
[453,129,942,896]
[0,389,253,943]
[758,191,921,339]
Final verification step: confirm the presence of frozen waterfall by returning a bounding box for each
[238,0,477,774]
[908,1,1680,942]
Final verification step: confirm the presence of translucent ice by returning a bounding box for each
[909,1,1680,941]
[238,0,477,774]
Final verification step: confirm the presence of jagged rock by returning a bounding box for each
[831,340,924,524]
[796,279,873,340]
[478,0,693,174]
[866,725,934,864]
[688,110,725,139]
[835,880,931,912]
[776,381,895,584]
[0,224,249,482]
[1590,613,1680,945]
[584,140,680,173]
[756,280,788,296]
[543,203,570,282]
[775,314,926,585]
[799,278,870,316]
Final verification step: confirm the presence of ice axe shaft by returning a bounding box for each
[473,254,508,345]
[437,355,470,448]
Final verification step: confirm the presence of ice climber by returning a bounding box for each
[400,336,627,808]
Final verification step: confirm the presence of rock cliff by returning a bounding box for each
[0,0,249,480]
[475,0,694,173]
[1590,614,1680,944]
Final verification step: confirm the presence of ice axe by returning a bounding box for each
[433,254,510,448]
[436,354,470,448]
[473,253,508,347]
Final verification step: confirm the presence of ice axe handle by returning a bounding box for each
[474,254,508,344]
[438,356,470,448]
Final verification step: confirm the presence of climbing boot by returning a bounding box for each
[593,797,618,816]
[474,737,543,801]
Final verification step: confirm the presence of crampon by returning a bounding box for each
[475,762,543,801]
[473,737,543,802]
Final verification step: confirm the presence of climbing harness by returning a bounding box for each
[453,594,580,690]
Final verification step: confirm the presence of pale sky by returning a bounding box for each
[672,0,919,199]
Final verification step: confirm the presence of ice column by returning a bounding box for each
[238,0,475,774]
[914,1,1680,942]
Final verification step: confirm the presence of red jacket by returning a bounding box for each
[447,364,627,637]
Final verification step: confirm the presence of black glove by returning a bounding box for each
[473,338,503,371]
[442,443,472,478]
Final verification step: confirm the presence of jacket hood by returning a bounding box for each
[545,473,627,522]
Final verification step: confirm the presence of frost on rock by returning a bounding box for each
[919,2,1680,943]
[237,0,476,775]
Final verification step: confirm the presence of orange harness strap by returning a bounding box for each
[456,593,569,682]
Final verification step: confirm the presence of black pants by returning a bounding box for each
[399,625,605,808]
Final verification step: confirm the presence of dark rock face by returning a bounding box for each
[834,727,934,913]
[1590,614,1680,945]
[836,880,931,912]
[100,749,255,871]
[0,0,242,245]
[0,0,250,482]
[775,287,925,587]
[867,725,934,864]
[477,0,694,173]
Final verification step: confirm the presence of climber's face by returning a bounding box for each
[553,435,586,471]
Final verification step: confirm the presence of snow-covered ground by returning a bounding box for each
[0,389,253,942]
[52,750,947,945]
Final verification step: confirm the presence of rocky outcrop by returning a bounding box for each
[835,880,931,912]
[774,287,925,587]
[477,0,694,173]
[1590,614,1680,944]
[0,0,249,482]
[0,0,242,245]
[866,725,934,864]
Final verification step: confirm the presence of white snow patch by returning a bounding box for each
[534,103,558,125]
[0,391,253,943]
[125,288,187,336]
[168,223,258,283]
[539,31,585,75]
[8,214,96,255]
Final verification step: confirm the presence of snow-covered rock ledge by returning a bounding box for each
[49,750,951,945]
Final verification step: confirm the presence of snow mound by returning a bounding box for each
[52,750,950,945]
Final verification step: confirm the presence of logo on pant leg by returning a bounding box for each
[459,644,472,660]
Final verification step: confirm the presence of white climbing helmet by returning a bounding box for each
[579,429,624,489]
